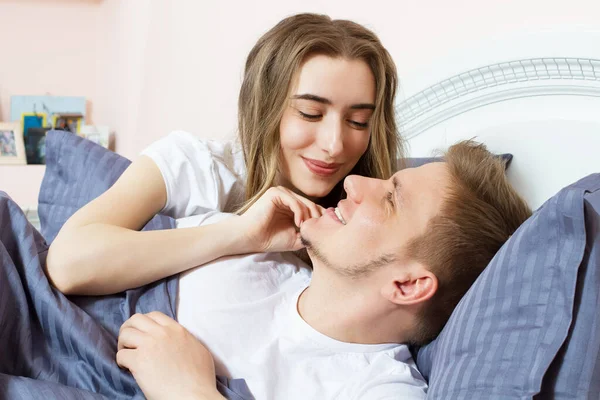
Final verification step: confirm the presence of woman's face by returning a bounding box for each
[278,54,376,200]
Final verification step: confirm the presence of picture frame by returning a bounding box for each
[25,127,51,164]
[10,95,86,123]
[21,113,48,164]
[52,113,83,134]
[21,113,47,138]
[0,122,27,165]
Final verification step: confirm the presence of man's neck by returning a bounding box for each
[297,263,409,345]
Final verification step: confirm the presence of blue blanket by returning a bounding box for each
[0,192,251,400]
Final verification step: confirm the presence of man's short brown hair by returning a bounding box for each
[405,140,532,346]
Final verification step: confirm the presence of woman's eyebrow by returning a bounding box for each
[349,103,375,110]
[291,93,375,110]
[291,93,331,104]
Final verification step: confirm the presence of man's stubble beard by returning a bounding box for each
[300,234,379,278]
[300,234,333,268]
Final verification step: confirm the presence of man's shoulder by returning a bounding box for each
[331,348,427,400]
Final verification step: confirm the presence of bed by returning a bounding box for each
[1,30,599,399]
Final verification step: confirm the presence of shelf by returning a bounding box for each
[1,164,46,168]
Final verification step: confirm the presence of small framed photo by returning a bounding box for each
[52,113,83,134]
[25,127,51,164]
[0,122,27,165]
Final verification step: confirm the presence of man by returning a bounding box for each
[116,140,532,400]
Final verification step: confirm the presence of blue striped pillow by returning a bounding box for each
[417,173,600,398]
[38,130,174,244]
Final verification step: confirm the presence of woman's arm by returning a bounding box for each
[46,156,253,296]
[47,155,323,296]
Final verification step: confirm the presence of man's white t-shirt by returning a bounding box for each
[141,131,428,400]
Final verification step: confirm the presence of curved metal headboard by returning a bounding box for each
[396,58,600,139]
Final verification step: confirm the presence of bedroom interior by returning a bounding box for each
[0,0,599,399]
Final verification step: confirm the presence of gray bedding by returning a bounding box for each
[0,191,250,399]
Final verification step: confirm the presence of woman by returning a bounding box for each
[46,13,403,296]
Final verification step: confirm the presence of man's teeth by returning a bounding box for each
[334,207,346,225]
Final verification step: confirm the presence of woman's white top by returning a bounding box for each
[141,130,247,220]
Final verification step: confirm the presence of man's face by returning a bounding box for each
[300,162,451,273]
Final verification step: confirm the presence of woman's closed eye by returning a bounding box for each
[299,111,369,128]
[349,120,369,129]
[298,110,321,120]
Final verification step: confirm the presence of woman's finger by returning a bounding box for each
[272,189,310,227]
[281,187,325,219]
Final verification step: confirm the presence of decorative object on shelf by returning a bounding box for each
[21,112,46,137]
[10,95,86,126]
[0,122,27,165]
[52,113,83,133]
[25,127,51,164]
[10,96,86,134]
[20,113,48,164]
[10,95,87,165]
[80,125,113,150]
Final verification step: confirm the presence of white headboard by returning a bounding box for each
[396,32,600,209]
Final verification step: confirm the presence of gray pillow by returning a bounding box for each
[538,179,600,398]
[38,130,174,243]
[417,173,600,399]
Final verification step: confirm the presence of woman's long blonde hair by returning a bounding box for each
[237,13,403,213]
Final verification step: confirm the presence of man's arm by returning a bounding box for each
[116,312,226,400]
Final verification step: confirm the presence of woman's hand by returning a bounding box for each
[238,186,324,253]
[116,312,225,400]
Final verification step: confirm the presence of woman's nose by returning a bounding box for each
[318,117,344,158]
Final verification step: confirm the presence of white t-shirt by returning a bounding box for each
[141,132,428,400]
[141,130,247,220]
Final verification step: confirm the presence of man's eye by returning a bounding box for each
[299,111,321,120]
[386,191,394,207]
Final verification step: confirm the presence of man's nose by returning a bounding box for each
[345,175,384,204]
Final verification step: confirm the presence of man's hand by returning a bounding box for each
[116,312,225,400]
[238,186,324,253]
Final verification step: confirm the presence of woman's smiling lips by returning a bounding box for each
[302,157,341,177]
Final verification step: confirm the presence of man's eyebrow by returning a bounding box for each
[392,176,403,206]
[291,94,375,110]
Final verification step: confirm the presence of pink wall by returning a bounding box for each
[1,0,101,208]
[0,1,100,123]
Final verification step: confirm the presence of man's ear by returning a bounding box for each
[381,266,438,306]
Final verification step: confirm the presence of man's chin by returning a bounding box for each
[300,234,312,249]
